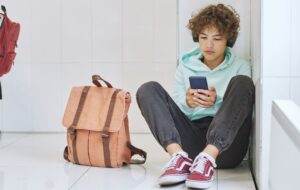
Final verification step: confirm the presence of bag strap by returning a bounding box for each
[92,75,113,88]
[64,86,90,164]
[1,5,6,15]
[0,81,2,100]
[124,117,147,164]
[128,143,147,164]
[102,89,122,167]
[63,146,70,162]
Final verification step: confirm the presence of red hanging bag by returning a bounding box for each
[0,5,20,77]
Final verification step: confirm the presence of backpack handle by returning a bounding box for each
[92,75,113,88]
[1,6,6,15]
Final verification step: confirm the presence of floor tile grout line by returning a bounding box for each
[0,134,31,150]
[68,167,91,190]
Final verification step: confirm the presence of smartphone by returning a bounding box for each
[189,76,208,90]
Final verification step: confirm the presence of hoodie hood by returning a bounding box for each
[180,47,236,72]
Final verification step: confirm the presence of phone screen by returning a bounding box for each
[189,76,208,90]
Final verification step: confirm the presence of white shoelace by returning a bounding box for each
[190,156,208,173]
[164,154,182,170]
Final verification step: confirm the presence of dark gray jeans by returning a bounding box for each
[136,75,255,169]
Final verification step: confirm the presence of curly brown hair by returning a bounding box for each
[187,4,240,44]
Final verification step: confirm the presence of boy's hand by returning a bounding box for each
[186,87,217,108]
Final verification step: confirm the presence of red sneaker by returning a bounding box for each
[186,152,217,189]
[158,152,193,186]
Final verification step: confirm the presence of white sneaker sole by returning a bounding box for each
[185,178,213,189]
[158,174,188,186]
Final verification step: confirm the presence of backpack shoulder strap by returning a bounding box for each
[127,143,147,164]
[124,117,147,164]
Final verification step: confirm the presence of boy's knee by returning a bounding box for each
[136,81,162,101]
[231,75,255,92]
[231,75,252,83]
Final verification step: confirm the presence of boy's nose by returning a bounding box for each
[206,40,214,48]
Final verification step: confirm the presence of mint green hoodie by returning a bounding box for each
[172,47,251,120]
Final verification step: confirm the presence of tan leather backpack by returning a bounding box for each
[62,75,146,167]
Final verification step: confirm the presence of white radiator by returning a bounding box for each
[269,100,300,190]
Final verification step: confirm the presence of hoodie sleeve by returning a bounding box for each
[172,63,193,117]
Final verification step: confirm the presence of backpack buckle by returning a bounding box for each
[102,132,109,138]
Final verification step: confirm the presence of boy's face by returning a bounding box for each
[198,26,227,65]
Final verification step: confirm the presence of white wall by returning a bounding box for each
[256,0,300,189]
[0,0,177,133]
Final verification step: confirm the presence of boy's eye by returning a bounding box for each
[200,36,207,39]
[214,38,222,41]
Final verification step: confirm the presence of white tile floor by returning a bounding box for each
[0,133,256,190]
